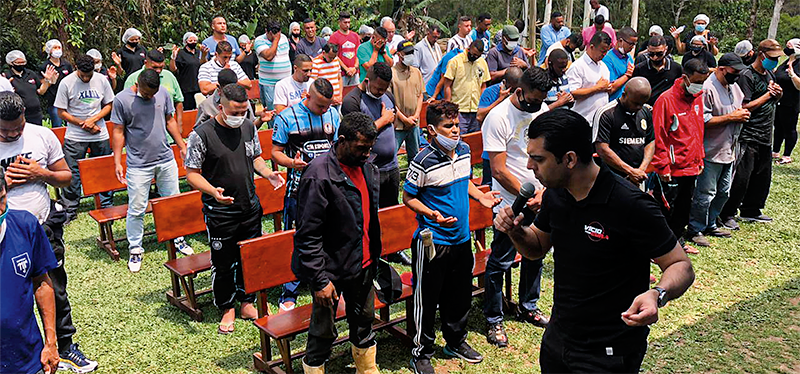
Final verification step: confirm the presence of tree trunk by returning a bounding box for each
[673,0,687,26]
[52,0,73,56]
[566,0,574,27]
[507,0,511,22]
[631,0,640,30]
[528,0,537,49]
[747,0,759,40]
[768,0,784,39]
[582,0,591,28]
[544,0,552,24]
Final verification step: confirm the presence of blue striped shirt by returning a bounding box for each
[254,33,292,86]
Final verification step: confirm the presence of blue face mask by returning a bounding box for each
[434,133,460,152]
[695,24,706,33]
[762,55,778,71]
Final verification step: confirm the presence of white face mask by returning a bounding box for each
[222,107,246,128]
[403,54,416,67]
[618,47,627,55]
[94,63,102,72]
[506,40,519,50]
[51,49,63,59]
[686,82,703,95]
[435,133,460,151]
[363,80,381,99]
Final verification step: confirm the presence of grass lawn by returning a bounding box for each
[56,141,800,374]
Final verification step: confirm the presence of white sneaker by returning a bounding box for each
[128,248,143,273]
[174,237,194,256]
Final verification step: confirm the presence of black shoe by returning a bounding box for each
[704,227,732,238]
[518,307,549,327]
[443,342,483,364]
[486,322,508,348]
[58,343,98,373]
[720,216,740,231]
[387,251,412,266]
[739,214,773,223]
[410,358,435,374]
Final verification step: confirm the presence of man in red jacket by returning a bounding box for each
[652,59,710,254]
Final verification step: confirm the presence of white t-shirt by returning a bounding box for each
[482,97,548,213]
[273,76,314,108]
[590,5,610,22]
[54,72,115,142]
[0,75,13,92]
[0,124,64,223]
[565,53,610,122]
[197,59,249,83]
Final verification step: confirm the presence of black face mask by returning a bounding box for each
[361,36,371,43]
[650,57,665,67]
[186,43,197,50]
[292,32,302,38]
[467,53,480,62]
[742,53,757,66]
[11,65,25,73]
[724,72,740,85]
[784,47,795,57]
[127,41,138,48]
[516,91,542,113]
[689,45,703,55]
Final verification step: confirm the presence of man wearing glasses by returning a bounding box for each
[633,35,684,106]
[602,27,638,101]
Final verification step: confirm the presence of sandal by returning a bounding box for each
[218,321,235,335]
[777,156,792,165]
[486,322,508,348]
[240,303,258,321]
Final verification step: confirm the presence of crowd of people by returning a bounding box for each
[1,4,799,374]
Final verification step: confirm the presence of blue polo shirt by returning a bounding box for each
[602,48,634,101]
[404,141,472,245]
[478,82,504,161]
[424,49,462,100]
[0,210,57,374]
[272,101,341,198]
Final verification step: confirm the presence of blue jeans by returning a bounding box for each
[458,112,479,134]
[61,139,113,216]
[259,83,276,109]
[688,161,733,235]
[125,160,180,250]
[483,228,543,324]
[48,105,64,127]
[281,195,300,303]
[395,126,420,161]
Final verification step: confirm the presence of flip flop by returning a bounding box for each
[777,157,792,165]
[218,321,235,335]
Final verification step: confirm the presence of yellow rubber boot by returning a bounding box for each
[302,358,325,374]
[351,344,380,374]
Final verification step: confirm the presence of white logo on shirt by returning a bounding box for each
[621,124,629,130]
[12,253,31,278]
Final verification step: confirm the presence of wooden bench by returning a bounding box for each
[151,175,287,321]
[50,123,113,146]
[181,109,198,139]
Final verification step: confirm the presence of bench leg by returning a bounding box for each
[96,223,120,261]
[277,338,293,374]
[253,331,274,372]
[405,298,416,339]
[166,275,204,321]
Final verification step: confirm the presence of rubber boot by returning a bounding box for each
[302,358,325,374]
[351,343,380,374]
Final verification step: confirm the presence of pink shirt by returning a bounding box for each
[582,24,617,48]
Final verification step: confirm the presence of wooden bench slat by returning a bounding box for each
[164,251,212,277]
[254,300,347,340]
[181,109,198,139]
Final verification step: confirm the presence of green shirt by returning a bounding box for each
[356,42,392,83]
[124,68,185,104]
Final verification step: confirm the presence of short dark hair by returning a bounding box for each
[551,11,563,19]
[684,58,710,76]
[138,68,161,89]
[339,11,351,20]
[549,49,569,62]
[594,14,605,25]
[216,41,233,55]
[312,78,334,99]
[75,54,95,73]
[428,25,442,34]
[477,13,492,22]
[265,19,281,33]
[374,26,388,39]
[0,168,6,193]
[303,18,314,24]
[590,31,612,47]
[221,83,248,103]
[469,39,484,51]
[648,35,667,47]
[514,19,525,32]
[528,109,593,164]
[322,43,339,53]
[568,32,583,46]
[519,66,553,93]
[146,49,165,63]
[217,68,238,86]
[426,100,459,127]
[618,26,637,41]
[368,62,392,82]
[0,91,25,121]
[339,112,377,141]
[211,15,225,24]
[458,16,471,25]
[294,54,312,66]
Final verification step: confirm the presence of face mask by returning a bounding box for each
[51,49,63,59]
[506,40,518,51]
[689,45,702,54]
[361,36,371,43]
[467,53,480,62]
[127,41,139,48]
[686,80,703,95]
[742,53,757,65]
[292,32,302,38]
[187,42,197,49]
[516,90,542,113]
[11,65,25,73]
[434,133,460,151]
[695,24,706,33]
[94,63,102,72]
[618,46,627,55]
[402,54,416,66]
[724,72,740,85]
[762,55,778,71]
[363,80,380,99]
[222,107,246,128]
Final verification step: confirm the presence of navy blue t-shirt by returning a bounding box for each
[0,210,57,374]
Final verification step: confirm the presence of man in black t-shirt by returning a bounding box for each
[185,84,285,333]
[720,39,784,225]
[594,77,654,187]
[632,36,683,106]
[681,35,717,71]
[495,109,694,373]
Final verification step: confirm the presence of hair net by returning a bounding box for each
[122,28,142,43]
[86,49,102,60]
[5,50,26,65]
[45,39,62,54]
[693,14,710,25]
[183,32,198,45]
[648,25,663,36]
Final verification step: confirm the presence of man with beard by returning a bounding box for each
[633,35,684,106]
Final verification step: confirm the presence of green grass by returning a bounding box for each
[56,144,800,373]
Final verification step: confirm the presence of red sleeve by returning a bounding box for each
[651,95,672,176]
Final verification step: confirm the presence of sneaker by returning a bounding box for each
[174,237,194,256]
[739,214,773,223]
[778,156,793,165]
[443,342,483,364]
[518,307,549,327]
[687,233,710,247]
[720,217,740,231]
[59,343,98,373]
[486,322,509,348]
[410,358,435,374]
[387,251,412,266]
[279,300,296,312]
[704,227,732,238]
[128,249,143,273]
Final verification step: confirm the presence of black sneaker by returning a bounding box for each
[486,322,508,348]
[59,343,98,373]
[720,216,740,231]
[443,342,483,364]
[410,358,435,374]
[518,307,549,327]
[739,214,773,223]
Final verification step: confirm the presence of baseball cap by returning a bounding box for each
[758,39,784,58]
[397,40,414,54]
[502,25,520,40]
[734,40,753,57]
[718,52,746,71]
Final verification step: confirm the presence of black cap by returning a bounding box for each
[397,39,415,54]
[718,52,746,71]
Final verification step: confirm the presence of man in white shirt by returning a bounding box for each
[414,26,443,85]
[273,54,314,113]
[382,17,407,64]
[589,0,610,23]
[565,31,612,122]
[447,16,473,52]
[482,67,552,348]
[197,41,251,96]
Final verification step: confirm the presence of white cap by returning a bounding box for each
[693,14,710,25]
[648,25,663,36]
[45,39,62,55]
[86,49,102,60]
[238,34,251,45]
[359,25,373,35]
[734,40,753,57]
[122,28,142,43]
[183,32,198,45]
[788,38,800,56]
[5,50,26,65]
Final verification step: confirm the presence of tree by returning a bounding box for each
[768,0,784,38]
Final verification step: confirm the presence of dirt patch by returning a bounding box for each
[766,336,785,343]
[789,297,800,306]
[778,362,800,374]
[788,325,800,332]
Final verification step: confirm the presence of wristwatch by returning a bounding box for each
[652,287,668,308]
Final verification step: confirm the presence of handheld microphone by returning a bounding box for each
[511,182,537,226]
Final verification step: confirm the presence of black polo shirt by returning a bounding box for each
[775,59,800,114]
[738,65,777,146]
[681,50,717,69]
[117,45,147,77]
[38,58,73,107]
[533,165,676,350]
[174,47,203,93]
[594,100,654,172]
[2,68,44,125]
[633,58,683,106]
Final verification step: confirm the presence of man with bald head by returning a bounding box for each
[594,76,655,188]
